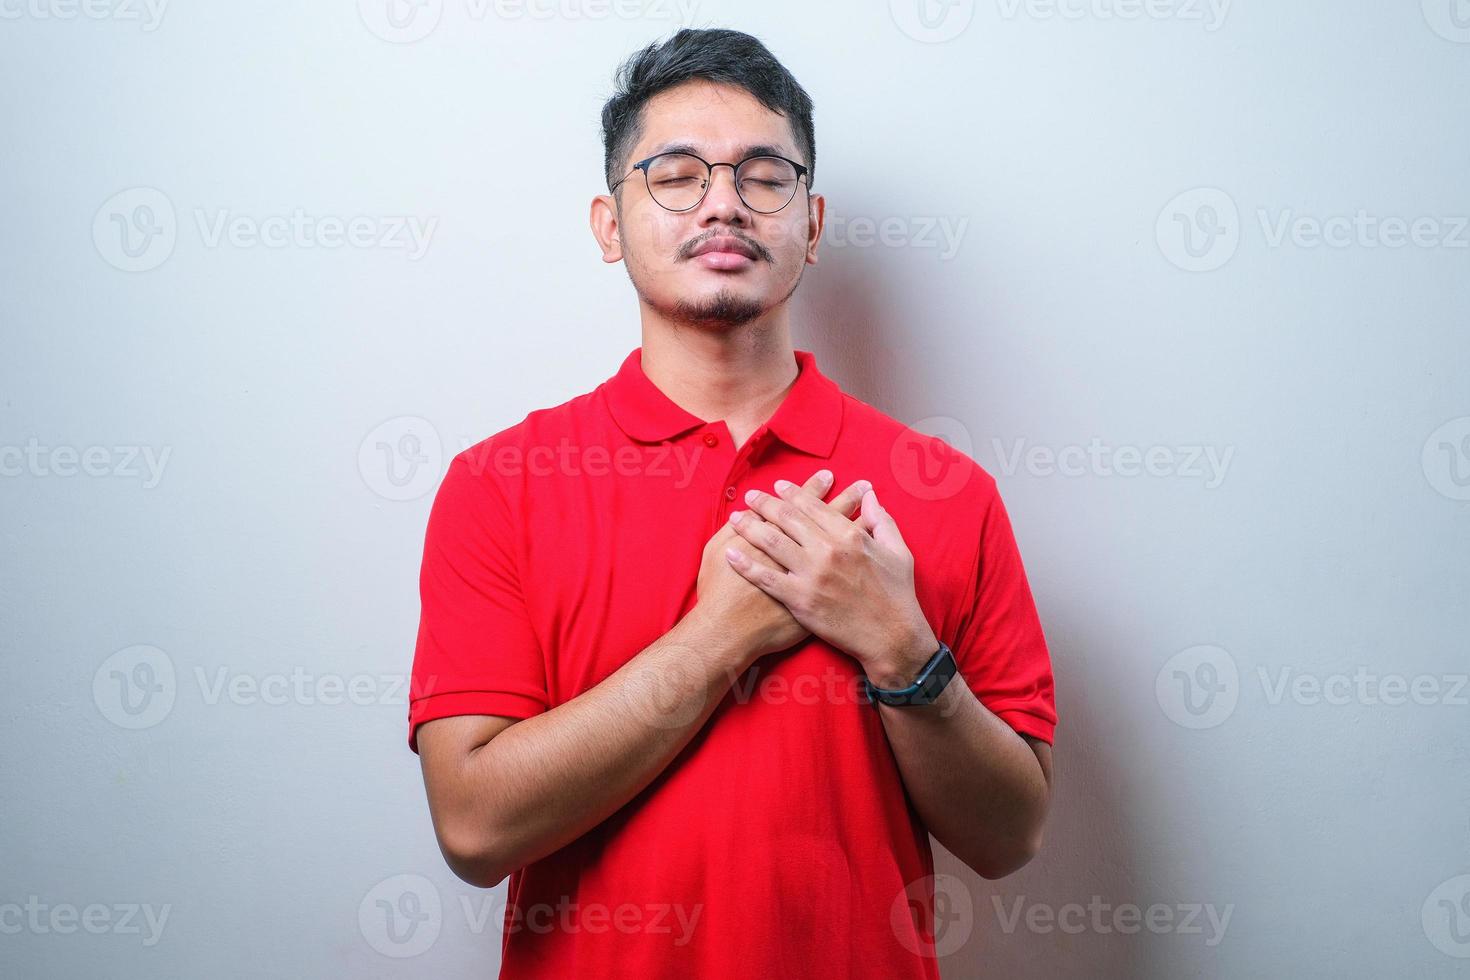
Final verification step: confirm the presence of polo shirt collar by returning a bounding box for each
[604,346,844,457]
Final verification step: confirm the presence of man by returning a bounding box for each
[408,27,1057,979]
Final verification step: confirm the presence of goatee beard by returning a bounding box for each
[664,287,766,329]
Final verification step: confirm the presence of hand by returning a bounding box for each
[694,468,868,671]
[724,480,936,678]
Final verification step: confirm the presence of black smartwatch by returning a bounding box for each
[860,641,957,707]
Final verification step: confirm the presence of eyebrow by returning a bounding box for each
[648,141,796,162]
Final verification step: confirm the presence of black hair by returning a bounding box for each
[600,28,816,194]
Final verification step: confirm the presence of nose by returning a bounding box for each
[698,162,750,223]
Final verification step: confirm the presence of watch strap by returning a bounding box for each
[860,641,956,706]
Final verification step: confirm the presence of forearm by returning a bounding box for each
[459,611,750,884]
[870,636,1051,879]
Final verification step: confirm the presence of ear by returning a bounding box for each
[590,193,623,263]
[804,192,825,266]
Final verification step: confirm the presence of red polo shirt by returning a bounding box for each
[409,346,1057,978]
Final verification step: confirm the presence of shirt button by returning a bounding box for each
[724,486,737,500]
[703,433,719,447]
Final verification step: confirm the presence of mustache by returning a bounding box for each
[679,231,771,263]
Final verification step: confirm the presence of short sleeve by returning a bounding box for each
[408,451,548,754]
[949,483,1058,744]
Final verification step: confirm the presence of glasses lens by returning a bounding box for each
[642,153,802,212]
[735,156,800,212]
[644,153,710,211]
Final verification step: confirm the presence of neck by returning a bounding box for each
[636,314,800,449]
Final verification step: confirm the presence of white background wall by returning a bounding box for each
[3,2,1468,977]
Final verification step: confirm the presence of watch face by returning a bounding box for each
[864,643,955,706]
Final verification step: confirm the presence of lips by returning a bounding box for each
[690,235,759,261]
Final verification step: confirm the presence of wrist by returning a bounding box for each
[864,622,940,690]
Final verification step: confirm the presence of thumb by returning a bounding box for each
[858,488,907,551]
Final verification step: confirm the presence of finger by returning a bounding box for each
[859,488,910,554]
[744,483,825,548]
[728,507,800,571]
[770,472,872,541]
[723,543,797,604]
[826,478,871,520]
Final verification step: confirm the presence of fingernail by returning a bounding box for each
[728,510,742,523]
[817,469,833,485]
[774,479,793,493]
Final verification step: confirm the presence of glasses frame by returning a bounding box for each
[610,151,811,214]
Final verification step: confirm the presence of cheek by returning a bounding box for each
[625,209,689,263]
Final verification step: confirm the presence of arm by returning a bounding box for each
[724,476,1057,880]
[417,608,749,889]
[865,629,1054,879]
[416,469,860,888]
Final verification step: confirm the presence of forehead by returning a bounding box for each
[633,80,799,162]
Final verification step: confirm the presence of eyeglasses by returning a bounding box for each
[610,151,809,214]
